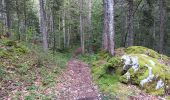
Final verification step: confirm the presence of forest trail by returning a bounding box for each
[56,59,101,100]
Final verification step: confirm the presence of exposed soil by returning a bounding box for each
[56,59,101,100]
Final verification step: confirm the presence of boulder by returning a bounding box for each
[92,46,170,95]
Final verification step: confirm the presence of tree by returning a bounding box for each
[39,0,48,52]
[125,0,134,47]
[80,0,85,54]
[159,0,166,53]
[103,0,115,56]
[4,0,12,37]
[88,0,93,53]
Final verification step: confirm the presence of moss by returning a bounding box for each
[0,39,17,47]
[165,96,170,100]
[119,74,129,83]
[115,47,125,57]
[108,57,124,75]
[0,39,28,59]
[92,61,108,80]
[92,46,170,96]
[125,46,169,61]
[97,50,112,61]
[119,54,169,95]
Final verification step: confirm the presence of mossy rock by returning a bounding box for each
[92,60,109,80]
[92,46,170,96]
[119,54,169,95]
[108,57,124,75]
[125,46,169,61]
[0,39,29,59]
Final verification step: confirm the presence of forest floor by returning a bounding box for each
[0,39,168,100]
[56,58,161,100]
[56,59,101,100]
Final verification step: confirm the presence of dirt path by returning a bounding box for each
[56,59,101,100]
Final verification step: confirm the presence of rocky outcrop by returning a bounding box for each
[92,46,170,95]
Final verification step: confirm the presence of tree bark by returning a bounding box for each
[103,0,115,56]
[23,0,27,41]
[88,0,93,53]
[159,0,166,54]
[4,0,11,37]
[103,0,108,50]
[80,0,85,54]
[62,9,66,48]
[39,0,48,52]
[125,0,134,47]
[15,0,21,40]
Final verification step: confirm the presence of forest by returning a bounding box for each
[0,0,170,100]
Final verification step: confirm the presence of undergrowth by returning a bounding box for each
[0,39,71,99]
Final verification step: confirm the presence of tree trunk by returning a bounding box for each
[58,14,61,49]
[88,0,93,53]
[1,0,6,34]
[103,0,115,56]
[15,0,21,40]
[80,0,85,54]
[159,0,166,54]
[103,0,109,50]
[125,0,134,47]
[4,0,11,37]
[23,0,27,41]
[39,0,48,52]
[62,9,66,48]
[67,26,70,48]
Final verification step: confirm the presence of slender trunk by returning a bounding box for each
[51,9,56,53]
[62,10,66,48]
[159,0,166,54]
[15,0,21,40]
[58,14,61,49]
[125,0,134,47]
[24,0,27,41]
[67,26,70,48]
[39,0,48,52]
[103,0,108,50]
[1,0,5,34]
[88,0,93,53]
[80,0,85,54]
[4,0,11,37]
[152,17,156,49]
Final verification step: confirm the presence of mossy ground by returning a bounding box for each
[0,39,71,99]
[91,59,141,99]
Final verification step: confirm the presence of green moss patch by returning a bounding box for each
[0,39,29,59]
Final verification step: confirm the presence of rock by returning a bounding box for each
[92,46,170,96]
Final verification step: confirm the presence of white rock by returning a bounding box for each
[122,55,139,72]
[149,60,155,66]
[131,57,139,72]
[121,55,131,65]
[125,71,131,80]
[156,79,164,90]
[140,65,154,87]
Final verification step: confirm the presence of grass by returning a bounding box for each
[0,39,71,99]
